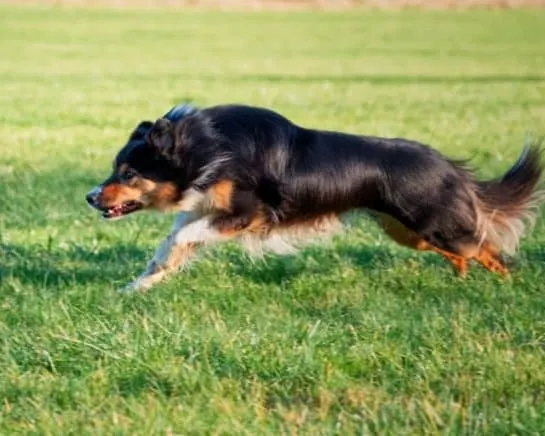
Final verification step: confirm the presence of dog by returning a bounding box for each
[86,103,544,292]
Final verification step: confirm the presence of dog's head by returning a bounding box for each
[86,104,197,219]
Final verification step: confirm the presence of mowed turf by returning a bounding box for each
[1,6,545,434]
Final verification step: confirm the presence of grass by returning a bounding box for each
[1,5,545,434]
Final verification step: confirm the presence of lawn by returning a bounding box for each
[1,5,545,434]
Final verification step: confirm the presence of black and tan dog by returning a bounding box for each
[86,104,544,292]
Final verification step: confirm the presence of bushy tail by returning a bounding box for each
[474,140,545,255]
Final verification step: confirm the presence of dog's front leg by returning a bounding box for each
[119,213,230,293]
[119,212,200,293]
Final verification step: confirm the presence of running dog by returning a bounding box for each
[86,103,544,292]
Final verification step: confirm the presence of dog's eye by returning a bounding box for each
[121,168,139,181]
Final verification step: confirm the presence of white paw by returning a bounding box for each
[117,280,148,294]
[117,282,137,294]
[117,271,165,294]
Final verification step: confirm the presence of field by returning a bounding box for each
[1,6,545,434]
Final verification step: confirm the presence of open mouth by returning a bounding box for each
[102,201,143,219]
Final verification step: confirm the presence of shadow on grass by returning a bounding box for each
[222,238,545,288]
[2,233,534,296]
[522,247,545,263]
[221,242,445,286]
[0,242,148,291]
[0,236,460,292]
[0,235,444,303]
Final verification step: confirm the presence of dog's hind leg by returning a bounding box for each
[376,213,469,277]
[416,240,469,277]
[377,214,512,277]
[473,243,510,276]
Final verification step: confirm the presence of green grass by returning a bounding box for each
[1,6,545,434]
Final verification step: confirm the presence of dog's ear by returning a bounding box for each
[129,121,154,141]
[147,118,176,157]
[163,103,196,123]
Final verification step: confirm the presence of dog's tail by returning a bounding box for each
[473,139,544,254]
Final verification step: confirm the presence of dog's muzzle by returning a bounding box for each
[86,185,103,208]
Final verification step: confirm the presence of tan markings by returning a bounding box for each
[100,177,184,211]
[474,247,510,276]
[272,214,340,233]
[208,180,234,211]
[154,182,177,202]
[376,214,424,249]
[147,242,201,274]
[247,212,270,233]
[377,213,469,277]
[168,242,201,269]
[214,226,239,237]
[134,178,157,191]
[240,214,341,256]
[100,183,123,203]
[445,255,469,277]
[212,211,268,238]
[100,183,142,206]
[150,182,179,210]
[417,240,469,278]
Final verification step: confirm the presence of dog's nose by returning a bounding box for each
[86,192,96,205]
[86,186,102,206]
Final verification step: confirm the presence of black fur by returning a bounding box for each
[103,103,544,259]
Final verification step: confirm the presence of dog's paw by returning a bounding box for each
[117,271,166,294]
[117,282,138,294]
[117,280,149,294]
